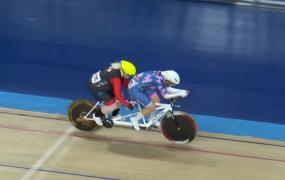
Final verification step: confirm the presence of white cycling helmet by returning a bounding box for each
[161,70,180,85]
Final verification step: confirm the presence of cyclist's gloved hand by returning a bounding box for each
[127,103,135,110]
[179,90,189,98]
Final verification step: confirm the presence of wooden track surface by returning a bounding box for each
[0,108,284,180]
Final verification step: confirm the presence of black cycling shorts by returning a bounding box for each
[88,81,114,104]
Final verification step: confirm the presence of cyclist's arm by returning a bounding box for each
[110,78,130,107]
[166,87,187,94]
[160,86,188,99]
[122,78,129,88]
[155,76,188,99]
[163,93,183,99]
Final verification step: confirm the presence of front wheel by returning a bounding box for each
[67,99,101,131]
[160,111,198,144]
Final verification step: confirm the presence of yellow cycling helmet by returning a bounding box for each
[121,60,136,76]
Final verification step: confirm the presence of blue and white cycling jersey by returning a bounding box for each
[128,71,167,106]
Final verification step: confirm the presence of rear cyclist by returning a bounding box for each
[128,70,189,130]
[88,60,136,126]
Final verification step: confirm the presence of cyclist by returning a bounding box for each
[128,70,189,130]
[88,60,136,126]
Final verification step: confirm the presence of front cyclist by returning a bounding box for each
[88,60,136,126]
[128,70,189,130]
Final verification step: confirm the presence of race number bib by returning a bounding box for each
[91,71,101,84]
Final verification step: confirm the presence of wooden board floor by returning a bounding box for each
[0,108,284,180]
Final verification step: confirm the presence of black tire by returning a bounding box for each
[160,111,198,144]
[67,99,101,131]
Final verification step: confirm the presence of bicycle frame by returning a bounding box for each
[83,102,174,129]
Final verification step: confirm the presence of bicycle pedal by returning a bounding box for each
[102,118,114,128]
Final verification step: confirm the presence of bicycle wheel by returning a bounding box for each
[67,99,101,131]
[160,111,198,144]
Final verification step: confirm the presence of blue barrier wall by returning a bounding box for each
[1,0,285,126]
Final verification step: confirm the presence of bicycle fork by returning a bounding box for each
[169,111,181,131]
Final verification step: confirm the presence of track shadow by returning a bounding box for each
[106,141,172,160]
[71,130,218,167]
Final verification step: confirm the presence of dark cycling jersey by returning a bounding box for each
[89,68,130,107]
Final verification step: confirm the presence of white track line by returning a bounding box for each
[20,126,75,180]
[34,147,70,180]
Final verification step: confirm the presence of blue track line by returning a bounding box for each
[0,91,285,141]
[192,114,285,141]
[0,91,72,114]
[0,163,120,180]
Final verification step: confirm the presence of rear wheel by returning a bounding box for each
[67,99,101,131]
[160,111,197,144]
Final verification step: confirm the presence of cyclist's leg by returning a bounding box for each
[129,88,159,130]
[89,83,120,115]
[88,82,105,117]
[95,95,120,127]
[128,87,150,130]
[129,87,150,106]
[143,92,161,127]
[88,84,119,126]
[129,88,160,116]
[111,104,121,116]
[141,91,160,117]
[101,99,120,115]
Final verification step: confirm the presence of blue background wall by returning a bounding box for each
[0,0,285,127]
